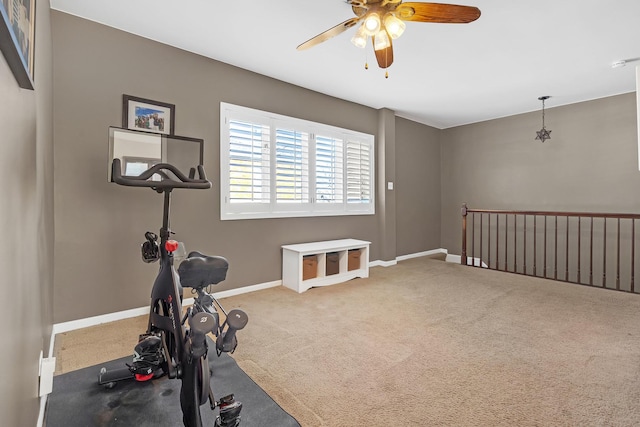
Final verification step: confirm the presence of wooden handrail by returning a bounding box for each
[463,206,640,220]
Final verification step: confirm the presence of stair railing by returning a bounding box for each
[461,204,640,293]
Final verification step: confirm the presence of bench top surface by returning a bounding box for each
[282,239,370,254]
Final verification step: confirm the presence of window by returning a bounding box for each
[220,103,375,220]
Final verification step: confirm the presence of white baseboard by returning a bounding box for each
[52,279,282,336]
[371,248,449,268]
[445,253,487,267]
[397,248,448,261]
[372,249,486,268]
[370,259,397,267]
[52,306,151,336]
[210,280,281,299]
[445,253,462,263]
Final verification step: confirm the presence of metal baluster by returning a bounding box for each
[461,204,467,266]
[544,216,547,279]
[496,214,499,270]
[515,215,518,273]
[603,218,607,288]
[577,217,581,284]
[616,218,620,291]
[505,214,508,272]
[471,212,475,267]
[554,216,558,280]
[590,217,594,286]
[480,214,483,268]
[487,213,491,268]
[533,215,537,277]
[632,219,636,293]
[524,215,527,275]
[565,216,569,282]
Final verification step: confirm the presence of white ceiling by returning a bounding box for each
[50,0,640,129]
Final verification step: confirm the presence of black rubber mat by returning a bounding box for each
[45,342,300,427]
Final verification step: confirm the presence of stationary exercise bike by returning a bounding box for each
[99,157,248,427]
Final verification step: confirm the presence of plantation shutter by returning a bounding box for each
[346,140,372,203]
[228,120,271,203]
[315,135,344,203]
[221,102,374,220]
[275,128,309,203]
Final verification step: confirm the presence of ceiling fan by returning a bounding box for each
[297,0,480,72]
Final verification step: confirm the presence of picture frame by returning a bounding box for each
[122,95,175,135]
[0,0,36,90]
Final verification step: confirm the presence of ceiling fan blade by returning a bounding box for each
[297,17,361,51]
[395,2,481,23]
[373,38,394,69]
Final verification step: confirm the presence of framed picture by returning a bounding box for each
[0,0,36,90]
[123,95,175,135]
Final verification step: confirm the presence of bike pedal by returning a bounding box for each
[134,373,154,381]
[216,395,243,427]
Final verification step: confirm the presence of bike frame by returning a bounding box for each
[148,190,186,378]
[106,157,244,427]
[148,189,212,427]
[110,159,215,426]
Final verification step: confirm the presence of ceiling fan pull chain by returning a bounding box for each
[384,43,389,78]
[364,47,369,70]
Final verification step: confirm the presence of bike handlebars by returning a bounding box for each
[111,158,212,190]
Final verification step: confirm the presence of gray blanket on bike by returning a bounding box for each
[45,341,301,427]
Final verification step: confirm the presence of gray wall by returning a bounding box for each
[440,93,640,255]
[50,12,639,326]
[396,117,441,256]
[51,12,441,323]
[0,0,54,425]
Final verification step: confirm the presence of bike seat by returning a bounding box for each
[178,252,229,288]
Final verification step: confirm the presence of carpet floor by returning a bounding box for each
[53,256,640,426]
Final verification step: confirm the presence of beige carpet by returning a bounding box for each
[54,257,640,426]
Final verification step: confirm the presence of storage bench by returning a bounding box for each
[282,239,371,293]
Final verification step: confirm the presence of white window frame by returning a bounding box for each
[220,102,375,220]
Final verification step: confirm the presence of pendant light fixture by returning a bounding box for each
[535,96,552,143]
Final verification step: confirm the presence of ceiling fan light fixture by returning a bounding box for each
[350,24,368,48]
[373,29,391,51]
[383,13,406,39]
[296,2,481,73]
[362,13,381,36]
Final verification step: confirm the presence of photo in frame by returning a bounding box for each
[123,95,175,135]
[0,0,36,89]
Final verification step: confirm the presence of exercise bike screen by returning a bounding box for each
[108,127,204,182]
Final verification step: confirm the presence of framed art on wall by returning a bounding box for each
[123,95,175,135]
[0,0,36,90]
